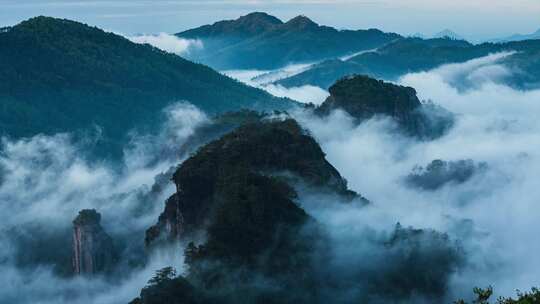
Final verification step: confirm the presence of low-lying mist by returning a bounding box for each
[0,103,205,303]
[292,52,540,300]
[1,52,538,303]
[224,64,330,105]
[127,33,203,56]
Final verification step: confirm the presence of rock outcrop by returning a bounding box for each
[72,209,117,275]
[136,118,465,304]
[145,118,362,247]
[405,159,488,191]
[315,75,454,139]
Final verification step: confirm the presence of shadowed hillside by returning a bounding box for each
[0,16,294,157]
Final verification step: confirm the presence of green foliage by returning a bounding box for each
[473,286,494,304]
[406,159,487,190]
[132,267,211,304]
[456,287,540,304]
[147,267,177,287]
[173,118,358,201]
[146,118,359,245]
[0,16,293,157]
[377,223,465,299]
[316,75,454,139]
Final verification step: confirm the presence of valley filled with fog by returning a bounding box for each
[1,10,540,304]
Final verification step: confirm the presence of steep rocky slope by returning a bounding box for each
[145,118,361,246]
[72,209,117,275]
[316,75,454,139]
[133,118,462,304]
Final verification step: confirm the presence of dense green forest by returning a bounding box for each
[0,16,293,156]
[316,75,454,139]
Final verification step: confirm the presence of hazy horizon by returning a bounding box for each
[2,0,540,42]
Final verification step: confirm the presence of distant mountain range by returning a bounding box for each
[410,29,464,41]
[177,13,540,90]
[2,13,539,159]
[0,16,294,157]
[433,29,464,40]
[176,12,401,70]
[491,28,540,43]
[275,37,483,89]
[275,37,540,90]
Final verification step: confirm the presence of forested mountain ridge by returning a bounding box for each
[179,12,283,41]
[0,16,294,156]
[276,37,540,89]
[176,12,401,70]
[133,118,462,304]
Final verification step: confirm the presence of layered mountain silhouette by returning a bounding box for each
[276,37,540,89]
[177,12,401,70]
[2,12,539,304]
[0,16,294,157]
[491,28,540,43]
[276,37,490,89]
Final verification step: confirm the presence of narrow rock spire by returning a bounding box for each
[72,209,116,275]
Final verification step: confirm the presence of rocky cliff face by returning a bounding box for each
[145,118,363,247]
[316,75,454,139]
[72,209,116,275]
[140,119,340,303]
[135,118,465,304]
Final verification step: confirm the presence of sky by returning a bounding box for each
[1,0,540,42]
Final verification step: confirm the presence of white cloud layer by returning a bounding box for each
[224,64,330,105]
[0,103,207,304]
[128,33,203,55]
[292,53,540,300]
[1,52,539,302]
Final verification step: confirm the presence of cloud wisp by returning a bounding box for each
[224,63,330,105]
[128,33,203,55]
[292,53,540,300]
[0,103,207,304]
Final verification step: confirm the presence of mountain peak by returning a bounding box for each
[178,12,282,38]
[16,15,77,29]
[316,75,453,139]
[12,16,101,39]
[434,29,463,40]
[285,15,318,29]
[73,209,102,226]
[238,12,283,25]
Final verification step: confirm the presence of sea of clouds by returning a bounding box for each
[292,52,540,300]
[1,52,539,303]
[0,103,206,303]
